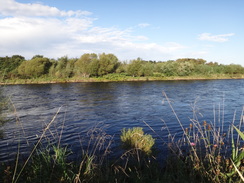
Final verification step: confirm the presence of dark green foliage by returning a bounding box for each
[18,57,52,78]
[141,62,154,76]
[31,55,44,59]
[176,61,195,76]
[88,59,100,77]
[224,64,244,75]
[0,55,25,79]
[1,53,244,81]
[75,53,98,77]
[98,53,119,76]
[27,146,74,183]
[50,56,77,78]
[126,58,143,77]
[115,62,127,73]
[160,61,178,76]
[75,53,119,77]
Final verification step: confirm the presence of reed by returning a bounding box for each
[161,91,244,183]
[1,94,244,183]
[120,127,155,155]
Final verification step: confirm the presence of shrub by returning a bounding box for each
[18,57,52,78]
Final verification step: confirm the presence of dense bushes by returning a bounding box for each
[1,53,244,81]
[0,55,25,79]
[18,57,52,78]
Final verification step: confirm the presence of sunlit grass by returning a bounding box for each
[120,127,155,155]
[1,73,244,85]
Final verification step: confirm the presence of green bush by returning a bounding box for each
[18,57,52,78]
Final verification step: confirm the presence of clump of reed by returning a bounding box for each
[73,124,113,183]
[0,107,114,183]
[161,91,244,183]
[120,127,155,155]
[108,127,159,182]
[1,107,75,183]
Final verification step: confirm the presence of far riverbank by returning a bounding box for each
[1,74,244,85]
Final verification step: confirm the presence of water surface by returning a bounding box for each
[0,80,243,162]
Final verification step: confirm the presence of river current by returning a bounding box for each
[0,79,243,162]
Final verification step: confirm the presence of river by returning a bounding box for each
[0,79,243,162]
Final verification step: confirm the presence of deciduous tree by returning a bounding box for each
[18,57,52,78]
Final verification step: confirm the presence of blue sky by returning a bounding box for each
[0,0,243,65]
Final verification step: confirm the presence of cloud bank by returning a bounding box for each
[0,0,90,17]
[0,0,195,61]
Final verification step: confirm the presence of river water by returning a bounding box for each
[0,79,243,162]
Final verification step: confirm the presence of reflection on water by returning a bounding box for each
[0,79,244,162]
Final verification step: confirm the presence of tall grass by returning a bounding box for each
[161,91,244,183]
[1,93,244,182]
[0,106,114,183]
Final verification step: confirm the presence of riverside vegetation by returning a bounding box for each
[0,92,244,183]
[1,53,244,84]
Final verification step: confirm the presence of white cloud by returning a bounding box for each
[0,0,186,61]
[0,0,91,17]
[198,33,235,42]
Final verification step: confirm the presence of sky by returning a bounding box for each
[0,0,243,65]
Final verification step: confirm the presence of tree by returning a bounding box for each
[176,61,195,76]
[127,58,143,77]
[75,53,98,77]
[98,53,119,76]
[224,64,244,75]
[88,59,100,77]
[176,58,206,65]
[141,62,154,76]
[116,62,127,73]
[160,61,178,76]
[18,57,52,78]
[48,56,77,78]
[194,64,213,75]
[31,55,44,59]
[65,58,76,78]
[0,55,25,78]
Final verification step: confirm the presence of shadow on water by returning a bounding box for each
[0,86,9,139]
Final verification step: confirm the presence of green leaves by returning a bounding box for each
[127,59,143,77]
[233,125,244,141]
[18,57,52,78]
[225,125,244,180]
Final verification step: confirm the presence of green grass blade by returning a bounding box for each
[234,151,244,166]
[231,127,236,160]
[231,159,244,182]
[233,125,244,140]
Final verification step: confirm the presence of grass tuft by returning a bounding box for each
[120,127,155,155]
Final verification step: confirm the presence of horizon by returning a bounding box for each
[0,0,243,66]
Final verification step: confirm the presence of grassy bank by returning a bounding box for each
[1,73,244,85]
[1,94,244,183]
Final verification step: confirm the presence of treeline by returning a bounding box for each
[0,53,244,80]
